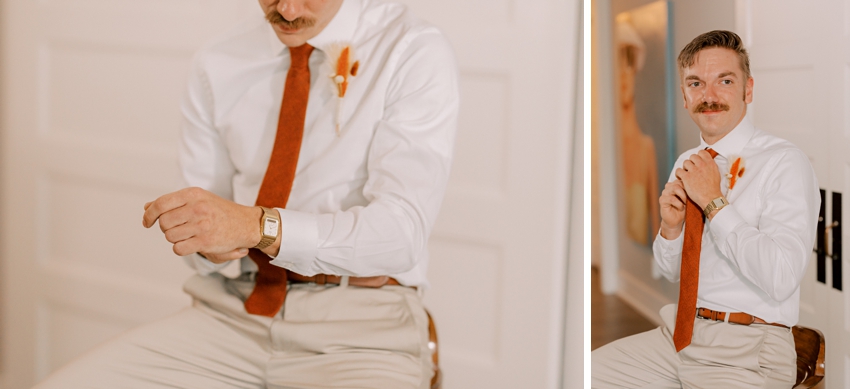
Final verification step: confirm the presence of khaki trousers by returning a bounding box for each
[35,273,433,389]
[591,304,796,389]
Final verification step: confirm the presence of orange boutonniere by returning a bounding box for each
[726,156,745,191]
[326,43,360,136]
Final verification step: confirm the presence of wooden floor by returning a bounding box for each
[591,267,657,350]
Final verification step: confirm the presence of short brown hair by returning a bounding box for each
[677,30,751,80]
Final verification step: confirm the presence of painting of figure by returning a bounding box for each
[615,1,674,246]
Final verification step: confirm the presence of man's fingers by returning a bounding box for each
[672,184,688,202]
[172,238,201,257]
[661,179,690,211]
[142,191,190,228]
[163,224,194,244]
[697,149,715,161]
[661,195,684,211]
[664,180,684,191]
[158,205,192,232]
[674,168,687,181]
[692,150,718,170]
[669,198,686,211]
[201,249,250,264]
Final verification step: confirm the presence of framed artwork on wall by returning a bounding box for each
[615,0,676,246]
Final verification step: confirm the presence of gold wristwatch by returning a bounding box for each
[703,196,729,218]
[254,206,280,250]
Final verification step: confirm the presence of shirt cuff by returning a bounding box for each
[708,204,747,246]
[654,228,684,253]
[268,208,319,273]
[182,253,230,276]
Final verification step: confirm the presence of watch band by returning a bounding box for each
[254,206,279,250]
[703,197,729,218]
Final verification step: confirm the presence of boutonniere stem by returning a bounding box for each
[327,43,359,136]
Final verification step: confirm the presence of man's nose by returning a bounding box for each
[277,0,304,21]
[702,85,717,103]
[702,83,718,103]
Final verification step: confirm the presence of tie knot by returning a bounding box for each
[288,44,314,69]
[705,148,719,159]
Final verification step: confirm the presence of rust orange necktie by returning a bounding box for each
[672,148,719,352]
[244,43,314,317]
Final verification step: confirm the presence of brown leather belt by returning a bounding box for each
[287,273,405,288]
[697,307,789,329]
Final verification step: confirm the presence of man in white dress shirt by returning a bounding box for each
[592,30,819,388]
[35,0,458,388]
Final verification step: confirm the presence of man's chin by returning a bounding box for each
[698,122,736,142]
[274,32,309,47]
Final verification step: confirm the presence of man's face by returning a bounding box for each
[680,47,754,144]
[258,0,344,47]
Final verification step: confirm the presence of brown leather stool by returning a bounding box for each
[792,325,825,388]
[427,310,442,389]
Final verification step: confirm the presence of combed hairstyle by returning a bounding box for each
[677,30,751,80]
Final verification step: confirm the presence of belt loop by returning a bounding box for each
[724,313,730,323]
[340,275,350,288]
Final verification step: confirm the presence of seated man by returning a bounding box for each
[35,0,459,387]
[592,30,819,388]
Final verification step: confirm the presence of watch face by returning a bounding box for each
[263,218,279,237]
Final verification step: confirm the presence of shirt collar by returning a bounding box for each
[267,0,361,57]
[699,114,756,160]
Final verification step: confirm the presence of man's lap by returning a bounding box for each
[33,303,268,389]
[35,273,431,389]
[591,304,796,389]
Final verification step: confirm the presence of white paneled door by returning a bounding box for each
[741,0,850,387]
[1,1,581,389]
[0,1,260,387]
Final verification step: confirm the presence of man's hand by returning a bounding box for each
[659,180,688,239]
[142,187,261,263]
[675,150,723,210]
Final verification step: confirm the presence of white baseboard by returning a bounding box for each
[616,269,674,326]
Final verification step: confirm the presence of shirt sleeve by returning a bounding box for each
[178,52,240,275]
[269,30,460,277]
[708,148,820,302]
[652,228,684,282]
[652,153,689,282]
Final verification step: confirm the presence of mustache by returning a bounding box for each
[265,9,316,30]
[693,102,730,114]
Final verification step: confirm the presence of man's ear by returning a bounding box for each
[681,85,688,110]
[743,77,754,103]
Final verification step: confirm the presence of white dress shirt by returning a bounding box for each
[177,0,459,288]
[653,116,820,326]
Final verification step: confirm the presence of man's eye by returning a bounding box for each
[689,82,701,87]
[721,79,732,85]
